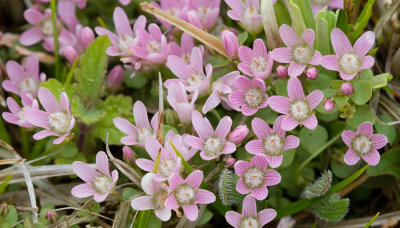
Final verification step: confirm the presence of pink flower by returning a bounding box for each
[268,77,324,131]
[276,65,288,78]
[229,124,249,144]
[165,170,216,221]
[306,66,318,80]
[122,146,135,165]
[186,0,220,30]
[229,76,268,116]
[63,24,95,64]
[185,111,236,160]
[321,28,375,80]
[25,88,75,144]
[234,155,281,200]
[342,121,387,166]
[119,0,131,5]
[2,56,46,97]
[2,92,39,128]
[323,98,335,112]
[131,173,171,221]
[311,0,343,16]
[238,39,274,79]
[20,8,54,46]
[113,101,159,147]
[166,82,198,125]
[245,116,300,168]
[168,33,204,64]
[221,30,239,58]
[57,0,87,28]
[71,151,119,202]
[165,47,212,97]
[225,195,276,228]
[272,24,322,77]
[152,0,188,29]
[107,65,124,90]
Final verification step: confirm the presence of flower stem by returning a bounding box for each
[50,0,61,81]
[112,190,124,202]
[64,57,79,85]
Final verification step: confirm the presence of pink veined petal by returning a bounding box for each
[53,134,69,144]
[150,112,160,134]
[328,0,344,8]
[144,137,163,161]
[185,135,204,150]
[221,142,236,155]
[20,27,43,46]
[190,47,204,73]
[25,109,50,129]
[288,61,307,78]
[33,130,59,140]
[273,115,286,138]
[25,56,39,79]
[241,105,259,116]
[266,155,283,168]
[321,55,340,71]
[361,150,380,166]
[24,9,45,24]
[168,173,184,191]
[113,117,137,136]
[225,0,246,13]
[253,78,266,92]
[2,81,19,95]
[2,113,20,126]
[96,151,110,175]
[215,116,232,139]
[234,161,251,176]
[253,39,268,58]
[251,187,269,200]
[131,196,155,210]
[342,130,356,146]
[271,47,292,63]
[331,28,352,56]
[242,195,257,217]
[307,90,324,110]
[165,194,179,209]
[251,155,268,170]
[6,60,25,82]
[200,151,216,160]
[181,33,195,53]
[195,189,216,204]
[182,204,199,222]
[6,97,21,114]
[287,77,305,100]
[339,71,358,81]
[302,29,315,47]
[94,193,108,202]
[113,7,133,36]
[344,148,360,165]
[268,96,290,114]
[71,183,95,198]
[265,169,281,186]
[308,50,322,65]
[185,170,203,188]
[258,209,277,227]
[111,170,119,184]
[357,121,373,136]
[371,134,388,150]
[283,135,300,151]
[236,178,250,194]
[166,55,193,80]
[238,46,255,64]
[252,117,272,139]
[234,76,252,91]
[229,90,246,106]
[353,31,375,58]
[136,159,155,172]
[360,55,375,70]
[302,114,318,130]
[225,211,242,228]
[191,111,214,140]
[60,92,70,115]
[245,140,265,155]
[279,24,302,47]
[155,208,172,222]
[281,115,299,131]
[202,90,221,114]
[72,161,99,183]
[133,101,151,129]
[38,88,62,113]
[121,136,139,146]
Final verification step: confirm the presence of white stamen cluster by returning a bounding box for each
[48,111,71,134]
[351,134,373,155]
[41,19,54,37]
[292,45,313,64]
[152,189,168,210]
[158,159,177,177]
[263,134,284,155]
[339,53,361,74]
[19,78,39,95]
[244,87,265,108]
[311,0,329,6]
[203,137,224,157]
[174,184,196,205]
[187,73,205,87]
[243,7,258,24]
[198,6,211,20]
[137,128,153,144]
[250,57,268,73]
[243,167,265,189]
[147,41,162,54]
[289,100,311,122]
[118,35,136,53]
[93,174,113,194]
[181,53,191,64]
[239,216,260,228]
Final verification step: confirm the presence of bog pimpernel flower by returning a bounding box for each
[186,0,220,30]
[234,155,281,200]
[342,121,387,166]
[25,87,75,144]
[2,92,39,128]
[272,24,322,77]
[225,194,276,228]
[151,0,187,29]
[71,151,119,202]
[238,39,274,79]
[168,33,204,64]
[167,82,198,125]
[321,28,375,80]
[245,116,300,168]
[268,77,324,131]
[165,170,216,221]
[20,8,54,47]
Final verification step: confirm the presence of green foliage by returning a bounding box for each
[54,141,86,164]
[374,115,397,145]
[124,72,149,89]
[275,79,288,97]
[346,104,375,129]
[351,79,372,105]
[274,0,292,26]
[198,210,213,226]
[289,0,307,36]
[302,170,332,199]
[299,125,328,154]
[367,149,400,179]
[40,78,74,100]
[71,96,106,125]
[371,73,392,88]
[237,31,248,45]
[2,205,18,227]
[208,55,230,68]
[0,175,12,195]
[349,0,375,42]
[310,193,349,222]
[122,187,139,201]
[218,169,242,206]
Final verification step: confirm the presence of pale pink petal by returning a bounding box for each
[238,46,255,64]
[283,135,300,151]
[268,96,290,114]
[25,110,50,129]
[20,27,43,46]
[307,90,324,110]
[360,56,374,69]
[225,211,242,228]
[136,159,154,172]
[371,134,387,150]
[328,0,344,8]
[33,130,59,140]
[202,90,221,114]
[221,142,236,155]
[242,195,257,217]
[185,135,204,150]
[281,116,299,131]
[308,50,322,65]
[273,115,286,138]
[200,151,216,160]
[182,204,199,222]
[165,195,179,209]
[72,161,99,183]
[94,193,108,202]
[287,77,305,100]
[236,178,250,194]
[38,88,62,113]
[353,31,375,58]
[357,121,373,136]
[245,140,265,155]
[166,55,193,80]
[195,189,216,204]
[144,137,163,161]
[288,61,307,77]
[251,187,268,200]
[113,117,137,136]
[71,183,95,198]
[251,118,272,139]
[113,7,133,35]
[342,130,356,146]
[251,155,268,169]
[133,101,151,129]
[168,173,184,191]
[265,169,281,186]
[96,151,109,175]
[234,161,251,176]
[131,196,154,210]
[301,29,315,47]
[266,155,283,168]
[234,76,252,91]
[155,208,171,221]
[271,47,292,63]
[253,39,267,57]
[121,136,138,146]
[24,9,45,24]
[185,170,203,188]
[340,71,357,80]
[331,28,352,56]
[321,55,340,71]
[192,111,214,139]
[279,24,302,47]
[361,150,380,166]
[229,90,246,106]
[53,134,68,144]
[344,148,360,165]
[6,60,25,82]
[225,0,245,13]
[25,56,39,79]
[190,47,203,73]
[258,209,277,227]
[215,116,232,139]
[302,114,318,130]
[60,92,70,115]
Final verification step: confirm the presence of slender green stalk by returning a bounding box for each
[19,127,30,156]
[64,57,79,85]
[50,0,61,80]
[112,190,124,202]
[0,117,10,144]
[363,212,380,228]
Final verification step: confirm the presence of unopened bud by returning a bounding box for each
[228,125,249,144]
[276,66,288,78]
[323,98,335,112]
[221,30,239,58]
[64,46,78,65]
[306,67,318,80]
[341,82,354,95]
[0,203,9,216]
[122,146,135,165]
[45,210,57,224]
[107,65,124,90]
[80,26,95,49]
[224,157,236,167]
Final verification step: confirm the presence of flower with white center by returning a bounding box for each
[25,88,75,145]
[185,111,236,160]
[342,121,387,166]
[167,82,198,125]
[165,170,216,222]
[229,76,268,116]
[234,155,281,200]
[310,0,343,16]
[225,195,276,228]
[152,0,188,29]
[168,33,205,65]
[321,28,375,80]
[131,173,171,221]
[113,101,159,147]
[269,77,324,131]
[238,39,274,79]
[245,116,300,168]
[186,0,220,30]
[272,25,322,77]
[72,151,119,202]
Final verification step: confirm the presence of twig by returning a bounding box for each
[54,207,114,222]
[261,0,283,50]
[339,173,369,197]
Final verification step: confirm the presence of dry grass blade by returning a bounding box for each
[140,2,228,58]
[0,158,24,165]
[261,0,283,50]
[112,201,131,228]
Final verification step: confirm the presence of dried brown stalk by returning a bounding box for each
[261,0,283,50]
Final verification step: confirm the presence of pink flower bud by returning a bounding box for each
[224,157,236,167]
[228,125,249,144]
[306,67,318,80]
[45,210,57,224]
[341,82,354,95]
[80,27,94,49]
[323,98,335,112]
[107,65,124,90]
[276,65,288,78]
[122,146,135,165]
[64,46,78,65]
[221,30,239,58]
[0,203,8,216]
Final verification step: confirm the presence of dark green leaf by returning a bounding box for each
[367,149,400,178]
[299,125,328,154]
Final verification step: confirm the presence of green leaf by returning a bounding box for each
[330,80,343,89]
[346,104,375,129]
[336,10,349,34]
[122,187,139,201]
[332,95,349,108]
[364,212,380,228]
[349,0,375,42]
[274,0,292,26]
[371,73,392,88]
[310,193,349,222]
[0,174,12,195]
[281,149,296,168]
[71,96,105,125]
[276,79,288,97]
[237,31,248,45]
[289,1,306,36]
[208,55,229,68]
[351,80,372,105]
[302,170,332,199]
[374,115,397,145]
[292,0,315,29]
[3,205,18,225]
[198,210,213,226]
[305,73,332,93]
[367,149,400,178]
[299,125,328,154]
[331,160,354,179]
[316,9,330,55]
[360,69,374,81]
[74,36,110,106]
[40,78,74,101]
[124,71,149,89]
